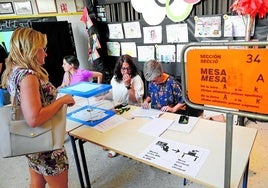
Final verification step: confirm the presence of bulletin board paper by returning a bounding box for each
[156,45,176,63]
[121,42,137,57]
[224,15,255,37]
[107,42,120,56]
[123,21,142,39]
[137,45,155,62]
[194,16,221,37]
[108,23,124,39]
[143,26,162,44]
[166,23,189,43]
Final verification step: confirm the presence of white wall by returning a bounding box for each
[57,15,89,70]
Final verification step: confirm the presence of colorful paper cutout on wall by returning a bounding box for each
[107,42,120,56]
[223,15,255,37]
[123,21,142,39]
[194,16,222,37]
[143,26,162,44]
[137,45,155,62]
[156,45,176,63]
[108,23,124,39]
[166,23,189,43]
[121,42,137,57]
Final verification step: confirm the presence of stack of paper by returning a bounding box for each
[131,108,164,118]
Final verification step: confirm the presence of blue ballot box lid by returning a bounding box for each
[58,82,112,98]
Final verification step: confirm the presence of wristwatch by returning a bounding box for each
[125,84,131,90]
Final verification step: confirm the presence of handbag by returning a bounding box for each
[0,85,67,158]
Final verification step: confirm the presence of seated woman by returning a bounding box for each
[141,59,185,113]
[58,55,103,88]
[102,54,144,105]
[100,54,144,158]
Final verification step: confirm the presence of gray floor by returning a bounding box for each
[0,120,267,188]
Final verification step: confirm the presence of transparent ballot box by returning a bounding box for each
[58,82,115,126]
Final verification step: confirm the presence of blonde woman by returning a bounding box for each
[1,27,75,188]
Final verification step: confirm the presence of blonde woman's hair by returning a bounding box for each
[1,27,48,88]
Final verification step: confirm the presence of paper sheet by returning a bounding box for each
[70,108,106,121]
[93,115,127,132]
[168,116,200,133]
[138,118,174,137]
[131,108,164,118]
[138,137,210,177]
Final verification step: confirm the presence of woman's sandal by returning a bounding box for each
[108,150,117,158]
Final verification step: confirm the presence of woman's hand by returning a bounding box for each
[141,101,150,109]
[161,106,173,112]
[161,103,186,113]
[123,74,131,87]
[60,94,75,107]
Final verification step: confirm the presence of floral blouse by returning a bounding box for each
[147,76,184,110]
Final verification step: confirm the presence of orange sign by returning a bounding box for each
[186,48,268,114]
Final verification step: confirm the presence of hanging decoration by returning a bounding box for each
[80,7,93,29]
[131,0,201,25]
[80,7,102,63]
[88,34,101,63]
[230,0,268,41]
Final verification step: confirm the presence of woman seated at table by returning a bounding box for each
[141,59,185,113]
[100,54,144,105]
[99,54,144,158]
[58,55,103,89]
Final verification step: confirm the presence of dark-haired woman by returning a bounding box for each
[58,55,103,88]
[105,54,144,105]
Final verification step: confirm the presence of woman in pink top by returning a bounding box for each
[58,55,103,88]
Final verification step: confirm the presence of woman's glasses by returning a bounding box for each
[121,67,130,71]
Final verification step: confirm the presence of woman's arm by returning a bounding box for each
[91,71,103,84]
[128,76,144,104]
[20,75,75,127]
[161,78,185,113]
[168,103,186,113]
[57,72,69,89]
[141,96,151,109]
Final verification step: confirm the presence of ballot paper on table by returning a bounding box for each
[138,118,174,137]
[131,108,164,118]
[168,115,200,133]
[93,115,127,132]
[70,108,106,121]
